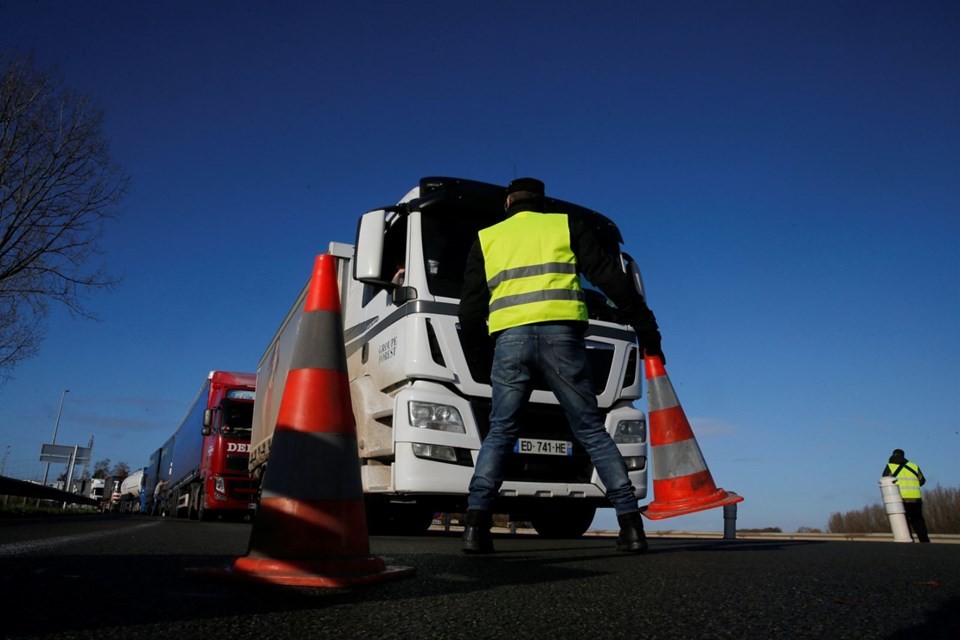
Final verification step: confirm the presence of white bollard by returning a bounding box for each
[879,477,913,543]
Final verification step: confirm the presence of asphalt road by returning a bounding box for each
[1,515,958,640]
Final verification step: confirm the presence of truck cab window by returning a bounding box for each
[581,276,626,324]
[421,207,501,299]
[219,399,254,440]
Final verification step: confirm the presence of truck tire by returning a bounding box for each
[530,503,597,539]
[365,499,433,536]
[197,488,209,521]
[389,504,434,535]
[188,486,200,520]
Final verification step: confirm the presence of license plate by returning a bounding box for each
[513,438,573,456]
[247,503,258,510]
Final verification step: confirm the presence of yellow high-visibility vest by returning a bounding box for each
[888,462,922,499]
[479,211,587,333]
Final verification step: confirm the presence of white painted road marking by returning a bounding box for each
[0,521,161,556]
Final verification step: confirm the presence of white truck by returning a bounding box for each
[87,477,105,502]
[249,177,650,537]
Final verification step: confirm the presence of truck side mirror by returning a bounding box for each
[622,252,646,300]
[202,409,212,436]
[392,286,417,306]
[355,210,387,284]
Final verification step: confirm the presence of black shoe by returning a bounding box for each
[616,510,648,553]
[462,509,494,554]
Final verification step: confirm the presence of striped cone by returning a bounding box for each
[642,354,743,520]
[199,254,413,587]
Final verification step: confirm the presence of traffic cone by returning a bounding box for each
[642,354,743,520]
[197,254,413,587]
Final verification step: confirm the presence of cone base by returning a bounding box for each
[642,490,743,520]
[188,556,415,588]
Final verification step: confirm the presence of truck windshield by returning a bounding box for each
[420,208,500,299]
[219,399,253,441]
[420,209,627,323]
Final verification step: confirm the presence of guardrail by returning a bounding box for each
[0,474,99,507]
[599,529,960,544]
[430,522,960,544]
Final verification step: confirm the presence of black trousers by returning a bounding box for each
[904,501,930,543]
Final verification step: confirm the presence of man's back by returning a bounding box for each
[479,210,587,333]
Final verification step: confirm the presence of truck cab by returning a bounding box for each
[354,177,648,535]
[154,371,258,520]
[251,177,648,538]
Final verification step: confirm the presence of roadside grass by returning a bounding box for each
[0,499,100,519]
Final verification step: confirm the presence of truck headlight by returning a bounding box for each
[409,401,465,433]
[614,418,646,444]
[214,477,226,494]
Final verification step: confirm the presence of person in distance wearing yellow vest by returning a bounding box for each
[883,448,930,543]
[458,177,664,554]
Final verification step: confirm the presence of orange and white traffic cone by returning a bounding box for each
[198,254,413,587]
[642,354,743,520]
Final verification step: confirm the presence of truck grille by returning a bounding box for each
[225,454,249,472]
[472,400,595,484]
[457,329,615,394]
[586,346,613,395]
[491,348,611,396]
[226,477,259,502]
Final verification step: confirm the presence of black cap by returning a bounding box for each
[506,177,545,196]
[892,448,905,457]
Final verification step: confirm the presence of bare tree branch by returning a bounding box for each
[0,52,128,384]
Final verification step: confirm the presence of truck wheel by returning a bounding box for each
[188,486,200,520]
[387,504,434,535]
[531,504,597,539]
[365,499,432,536]
[365,499,388,535]
[197,489,209,521]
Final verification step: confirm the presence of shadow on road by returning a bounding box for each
[3,527,959,639]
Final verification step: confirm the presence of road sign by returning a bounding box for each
[39,444,92,464]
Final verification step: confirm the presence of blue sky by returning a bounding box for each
[1,1,956,533]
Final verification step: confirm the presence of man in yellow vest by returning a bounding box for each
[882,448,930,543]
[458,177,664,554]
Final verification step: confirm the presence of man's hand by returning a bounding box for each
[632,308,665,365]
[635,326,665,365]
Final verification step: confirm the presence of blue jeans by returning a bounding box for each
[467,323,639,515]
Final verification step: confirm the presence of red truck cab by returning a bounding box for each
[155,371,259,520]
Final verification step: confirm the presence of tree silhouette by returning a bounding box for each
[110,461,130,479]
[92,458,111,479]
[0,52,128,384]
